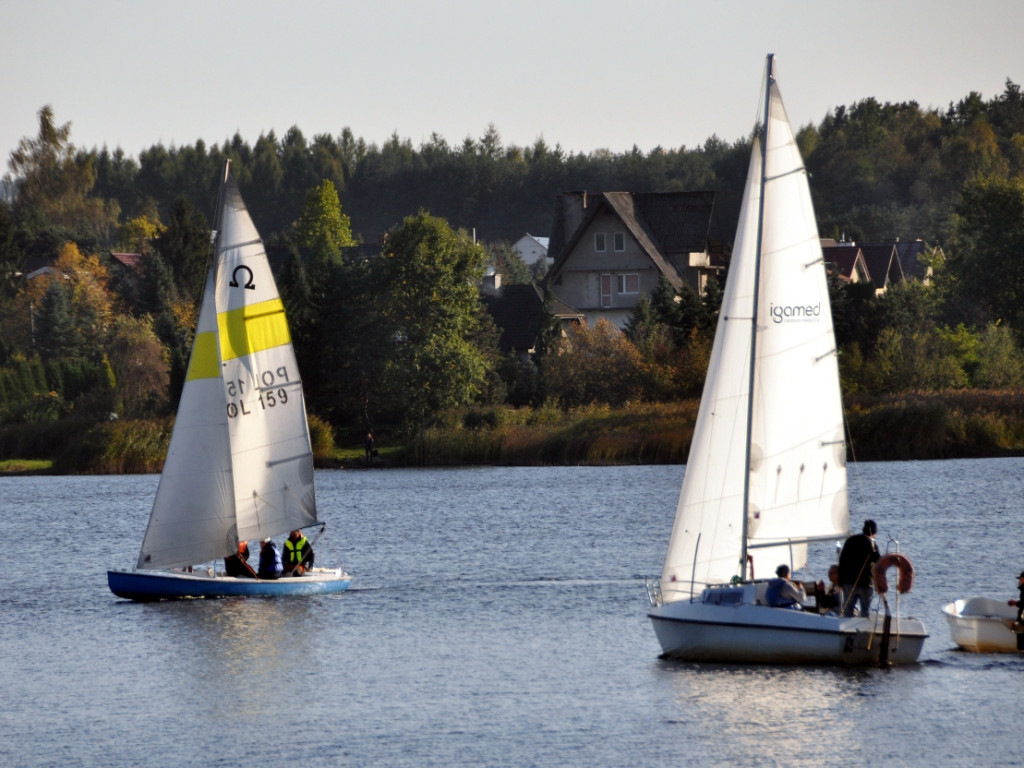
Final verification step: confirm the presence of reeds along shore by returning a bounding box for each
[4,391,1024,474]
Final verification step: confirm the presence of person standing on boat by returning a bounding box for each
[838,520,880,617]
[258,538,283,580]
[283,529,314,576]
[1007,571,1024,650]
[224,540,257,579]
[766,564,806,609]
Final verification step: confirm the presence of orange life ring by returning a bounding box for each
[874,553,914,594]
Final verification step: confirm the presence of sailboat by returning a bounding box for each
[107,161,352,600]
[646,55,926,664]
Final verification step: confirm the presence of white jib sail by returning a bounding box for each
[137,267,234,569]
[137,167,317,569]
[659,65,848,600]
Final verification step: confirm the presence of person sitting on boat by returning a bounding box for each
[282,529,315,576]
[838,520,880,617]
[257,538,283,580]
[814,565,842,614]
[766,564,806,609]
[224,540,257,579]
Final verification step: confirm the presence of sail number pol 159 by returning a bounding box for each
[225,366,291,418]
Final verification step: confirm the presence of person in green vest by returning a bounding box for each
[283,529,315,576]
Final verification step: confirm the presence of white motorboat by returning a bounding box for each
[943,597,1021,653]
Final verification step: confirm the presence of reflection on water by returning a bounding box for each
[3,462,1024,767]
[142,597,336,720]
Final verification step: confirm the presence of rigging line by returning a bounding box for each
[815,348,837,363]
[842,399,858,464]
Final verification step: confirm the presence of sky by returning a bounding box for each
[2,0,1023,171]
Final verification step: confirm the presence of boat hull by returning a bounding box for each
[107,567,352,601]
[942,597,1021,653]
[649,599,927,665]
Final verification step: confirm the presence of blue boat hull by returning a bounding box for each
[107,568,352,601]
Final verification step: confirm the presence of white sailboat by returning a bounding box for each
[646,55,926,664]
[108,161,351,600]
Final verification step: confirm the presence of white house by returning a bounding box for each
[512,233,549,265]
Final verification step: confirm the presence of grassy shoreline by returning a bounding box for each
[4,390,1024,475]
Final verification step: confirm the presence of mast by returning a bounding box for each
[739,53,774,581]
[213,159,230,254]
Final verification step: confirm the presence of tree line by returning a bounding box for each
[1,79,1024,448]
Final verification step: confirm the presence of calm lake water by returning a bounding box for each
[2,460,1022,767]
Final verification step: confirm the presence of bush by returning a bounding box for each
[308,414,335,459]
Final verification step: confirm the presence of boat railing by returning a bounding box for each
[645,577,663,607]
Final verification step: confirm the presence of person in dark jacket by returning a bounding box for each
[282,529,314,576]
[224,540,257,578]
[838,520,880,617]
[1007,571,1024,650]
[257,538,283,580]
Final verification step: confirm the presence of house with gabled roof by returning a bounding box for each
[821,241,872,286]
[858,242,905,294]
[821,237,942,294]
[542,190,723,328]
[511,233,550,266]
[866,238,943,285]
[481,274,584,363]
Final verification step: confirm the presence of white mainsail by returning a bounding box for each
[137,164,317,569]
[660,61,849,600]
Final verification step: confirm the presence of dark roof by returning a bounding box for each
[822,244,871,284]
[482,284,583,353]
[859,243,904,290]
[860,239,938,280]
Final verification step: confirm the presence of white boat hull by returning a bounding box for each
[649,589,927,666]
[942,597,1022,653]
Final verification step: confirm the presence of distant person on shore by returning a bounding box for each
[282,529,314,576]
[365,431,375,461]
[839,520,880,616]
[766,564,806,609]
[257,538,283,580]
[224,540,257,578]
[1007,571,1024,650]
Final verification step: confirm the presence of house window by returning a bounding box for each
[595,233,606,252]
[614,232,625,252]
[617,274,639,294]
[600,274,613,307]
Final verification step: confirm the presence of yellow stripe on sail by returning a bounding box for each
[217,298,291,361]
[185,331,221,381]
